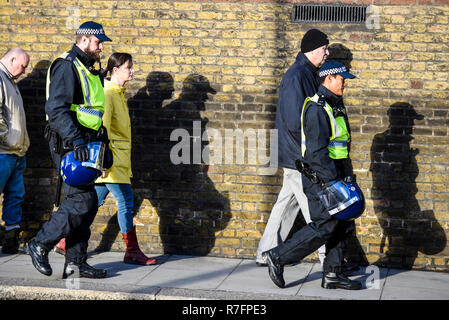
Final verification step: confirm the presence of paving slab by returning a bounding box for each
[217,259,313,296]
[381,268,449,300]
[0,251,66,280]
[0,253,18,265]
[137,255,242,290]
[74,251,165,286]
[384,268,449,290]
[381,286,449,300]
[297,263,388,300]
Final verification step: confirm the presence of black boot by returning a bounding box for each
[26,239,52,276]
[265,250,285,288]
[341,263,360,276]
[63,261,107,279]
[321,272,362,290]
[2,228,20,254]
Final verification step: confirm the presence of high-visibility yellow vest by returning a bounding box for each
[46,52,105,131]
[301,94,350,160]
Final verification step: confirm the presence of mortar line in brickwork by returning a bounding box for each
[213,258,244,290]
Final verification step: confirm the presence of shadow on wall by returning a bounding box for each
[17,60,52,168]
[16,60,56,241]
[97,72,231,256]
[327,43,353,70]
[370,102,447,269]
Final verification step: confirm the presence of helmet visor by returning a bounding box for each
[318,181,360,216]
[81,141,105,171]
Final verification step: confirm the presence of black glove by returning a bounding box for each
[73,138,89,162]
[103,144,113,169]
[295,159,322,185]
[97,125,110,144]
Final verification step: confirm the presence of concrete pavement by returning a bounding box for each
[0,249,448,300]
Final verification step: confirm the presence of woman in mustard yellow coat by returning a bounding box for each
[95,53,156,265]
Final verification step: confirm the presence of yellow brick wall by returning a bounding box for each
[0,0,448,271]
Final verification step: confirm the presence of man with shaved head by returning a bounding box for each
[0,47,30,253]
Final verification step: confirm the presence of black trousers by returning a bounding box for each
[272,175,354,273]
[34,141,98,264]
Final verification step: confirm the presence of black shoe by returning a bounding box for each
[2,228,20,254]
[321,272,362,290]
[63,261,107,279]
[27,239,52,276]
[265,251,285,288]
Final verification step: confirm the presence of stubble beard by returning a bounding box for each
[85,46,101,62]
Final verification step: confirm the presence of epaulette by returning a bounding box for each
[64,52,76,62]
[316,94,326,107]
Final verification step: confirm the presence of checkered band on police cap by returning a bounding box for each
[318,66,347,78]
[318,61,355,79]
[76,21,105,35]
[76,21,112,41]
[76,27,105,36]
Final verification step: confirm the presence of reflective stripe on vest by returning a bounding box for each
[46,52,105,131]
[301,94,350,160]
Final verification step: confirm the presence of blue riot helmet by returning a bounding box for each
[317,179,365,221]
[60,141,105,187]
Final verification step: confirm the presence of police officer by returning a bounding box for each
[256,28,329,267]
[264,62,363,290]
[27,21,112,279]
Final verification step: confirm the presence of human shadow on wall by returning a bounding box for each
[327,43,353,70]
[370,102,446,269]
[154,74,231,255]
[16,60,55,242]
[124,73,230,256]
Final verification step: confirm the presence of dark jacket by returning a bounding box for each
[45,44,104,149]
[275,52,319,169]
[302,85,353,183]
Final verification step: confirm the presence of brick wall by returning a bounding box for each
[0,0,448,271]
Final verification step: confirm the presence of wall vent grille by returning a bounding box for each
[292,4,367,24]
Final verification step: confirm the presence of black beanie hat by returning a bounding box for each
[301,29,329,53]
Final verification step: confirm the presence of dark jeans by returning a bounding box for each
[272,175,353,273]
[0,154,26,227]
[34,142,98,264]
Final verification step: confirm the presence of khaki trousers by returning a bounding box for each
[256,168,325,265]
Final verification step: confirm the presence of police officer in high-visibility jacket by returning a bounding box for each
[264,62,363,290]
[27,21,112,279]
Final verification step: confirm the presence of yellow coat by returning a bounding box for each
[96,80,132,184]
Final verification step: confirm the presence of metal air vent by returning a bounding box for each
[292,4,367,24]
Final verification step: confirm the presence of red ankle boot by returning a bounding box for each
[54,238,66,255]
[122,226,156,265]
